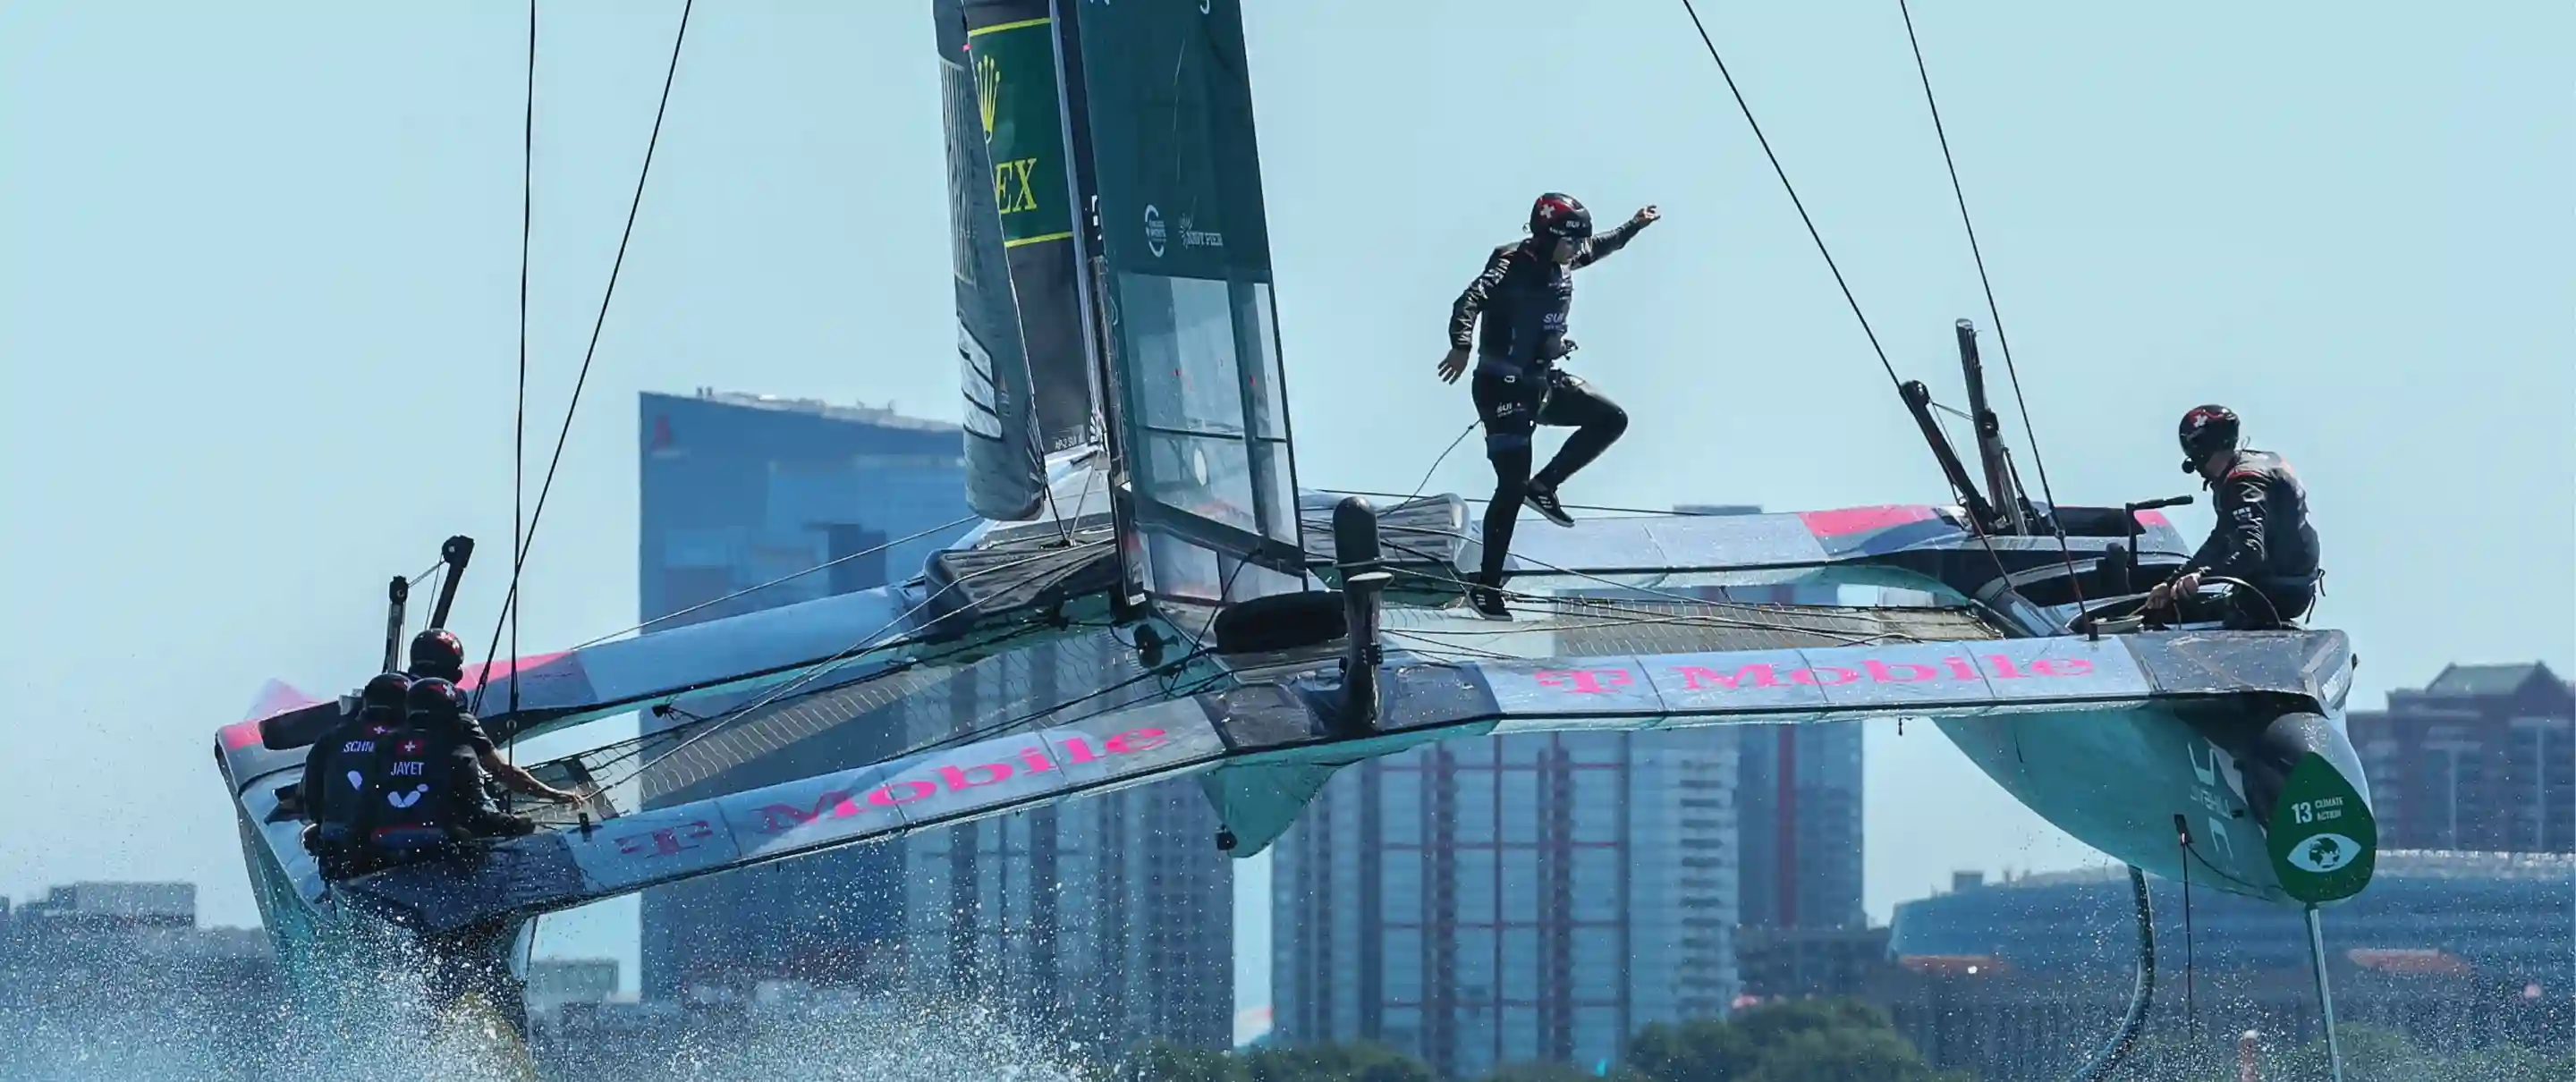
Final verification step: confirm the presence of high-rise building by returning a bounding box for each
[1735,723,1866,933]
[640,389,972,634]
[2345,662,2573,854]
[638,388,974,998]
[1733,925,1892,1001]
[1665,505,1868,934]
[635,389,1233,1051]
[890,634,1236,1052]
[1269,728,1741,1079]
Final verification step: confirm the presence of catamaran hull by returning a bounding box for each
[1936,699,2371,907]
[229,760,536,1043]
[224,627,2365,943]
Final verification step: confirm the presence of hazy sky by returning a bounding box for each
[2,1,2567,1011]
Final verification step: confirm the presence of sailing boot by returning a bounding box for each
[1523,481,1575,528]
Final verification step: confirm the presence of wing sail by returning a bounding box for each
[937,0,1104,521]
[1055,0,1307,605]
[937,0,1046,520]
[962,1,1099,461]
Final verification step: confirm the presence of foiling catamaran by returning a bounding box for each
[215,2,2373,1077]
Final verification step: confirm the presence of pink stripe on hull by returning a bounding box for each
[1797,504,1936,538]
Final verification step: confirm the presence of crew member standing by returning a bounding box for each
[1438,192,1659,618]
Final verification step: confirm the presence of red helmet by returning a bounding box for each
[405,676,467,721]
[360,672,413,711]
[2177,404,2240,471]
[1529,192,1593,244]
[408,629,465,682]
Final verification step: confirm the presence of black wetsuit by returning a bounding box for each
[302,711,402,879]
[2174,449,2322,624]
[1450,221,1646,587]
[436,710,532,836]
[450,709,500,759]
[343,720,532,877]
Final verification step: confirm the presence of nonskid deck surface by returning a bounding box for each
[480,596,2004,833]
[1386,595,2005,656]
[218,492,2183,770]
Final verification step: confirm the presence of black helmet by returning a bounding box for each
[1529,192,1593,244]
[408,629,465,682]
[405,676,467,723]
[2177,404,2240,472]
[360,672,413,712]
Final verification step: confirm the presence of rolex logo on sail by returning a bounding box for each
[965,19,1068,243]
[975,53,1000,137]
[978,50,1041,216]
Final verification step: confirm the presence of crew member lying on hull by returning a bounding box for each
[1438,192,1660,621]
[300,671,411,881]
[2147,403,2324,629]
[405,629,580,806]
[322,678,543,881]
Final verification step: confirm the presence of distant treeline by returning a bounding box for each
[1114,998,1969,1082]
[1109,998,2576,1082]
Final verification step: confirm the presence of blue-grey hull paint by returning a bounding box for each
[224,624,2366,943]
[1934,704,2357,907]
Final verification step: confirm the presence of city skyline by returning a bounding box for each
[4,0,2566,1026]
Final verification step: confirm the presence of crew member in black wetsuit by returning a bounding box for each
[301,671,411,880]
[399,678,541,840]
[2146,404,2323,628]
[335,678,540,879]
[1438,193,1660,619]
[404,629,580,806]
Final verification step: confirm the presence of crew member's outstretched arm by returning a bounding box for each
[476,748,580,803]
[450,761,538,837]
[1572,206,1658,269]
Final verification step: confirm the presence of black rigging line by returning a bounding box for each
[1895,0,2086,608]
[472,0,695,714]
[557,513,987,652]
[605,545,1068,790]
[1402,420,1481,508]
[506,0,536,752]
[1672,0,2031,621]
[1672,0,1903,393]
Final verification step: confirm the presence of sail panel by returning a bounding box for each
[965,1,1098,459]
[937,0,1046,520]
[1063,0,1305,602]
